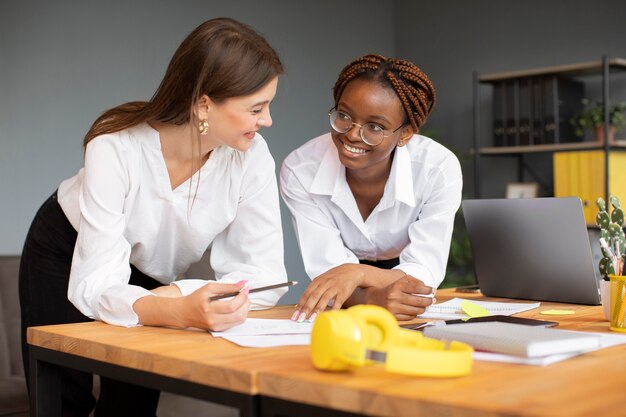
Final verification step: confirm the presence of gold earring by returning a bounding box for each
[199,119,209,135]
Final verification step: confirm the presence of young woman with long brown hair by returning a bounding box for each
[280,54,462,323]
[19,17,286,416]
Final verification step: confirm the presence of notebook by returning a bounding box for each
[423,322,601,357]
[462,197,601,305]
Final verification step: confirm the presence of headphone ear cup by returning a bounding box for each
[310,310,367,371]
[310,306,474,377]
[346,305,398,352]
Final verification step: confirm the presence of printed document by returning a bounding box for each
[419,297,540,320]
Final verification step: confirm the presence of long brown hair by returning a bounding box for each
[83,17,284,146]
[333,54,435,132]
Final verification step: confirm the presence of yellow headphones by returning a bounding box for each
[310,305,473,377]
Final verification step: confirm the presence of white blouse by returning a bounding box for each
[279,133,462,289]
[58,123,287,326]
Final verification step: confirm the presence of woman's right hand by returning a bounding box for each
[175,281,251,331]
[365,275,435,321]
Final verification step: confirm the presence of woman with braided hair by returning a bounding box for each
[280,54,462,322]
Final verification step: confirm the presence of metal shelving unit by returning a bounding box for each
[472,56,626,200]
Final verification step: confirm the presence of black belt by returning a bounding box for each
[359,257,400,270]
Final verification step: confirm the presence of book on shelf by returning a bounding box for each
[543,76,584,144]
[423,321,601,358]
[543,76,557,143]
[504,80,519,146]
[531,78,545,145]
[493,82,505,147]
[518,78,532,146]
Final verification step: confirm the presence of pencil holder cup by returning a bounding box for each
[609,275,626,332]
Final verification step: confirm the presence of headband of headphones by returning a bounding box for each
[310,305,473,377]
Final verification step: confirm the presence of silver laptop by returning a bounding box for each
[462,197,601,305]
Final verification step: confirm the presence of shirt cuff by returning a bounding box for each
[171,279,209,296]
[394,263,438,289]
[98,285,155,327]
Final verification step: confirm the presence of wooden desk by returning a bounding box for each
[28,290,626,417]
[259,291,626,417]
[27,306,297,417]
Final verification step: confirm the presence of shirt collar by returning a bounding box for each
[309,135,416,208]
[391,144,416,207]
[309,138,342,196]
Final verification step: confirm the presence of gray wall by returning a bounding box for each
[3,0,626,303]
[0,0,395,304]
[395,0,626,198]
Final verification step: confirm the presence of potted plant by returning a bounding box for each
[596,196,626,320]
[570,99,626,142]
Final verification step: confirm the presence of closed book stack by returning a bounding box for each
[423,322,600,358]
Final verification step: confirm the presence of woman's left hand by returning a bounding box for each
[292,264,365,321]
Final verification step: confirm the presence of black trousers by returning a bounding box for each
[19,192,161,417]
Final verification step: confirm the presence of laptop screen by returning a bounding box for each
[462,197,601,305]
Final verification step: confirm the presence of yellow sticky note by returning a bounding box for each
[540,309,575,316]
[461,300,491,318]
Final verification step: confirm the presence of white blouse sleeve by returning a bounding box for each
[209,140,288,309]
[279,161,359,280]
[67,135,154,327]
[396,153,463,289]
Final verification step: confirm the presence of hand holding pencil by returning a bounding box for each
[164,280,297,331]
[210,280,298,301]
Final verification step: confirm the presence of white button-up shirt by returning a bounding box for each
[58,123,287,326]
[280,133,462,289]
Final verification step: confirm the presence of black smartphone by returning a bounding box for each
[402,315,558,331]
[444,315,558,327]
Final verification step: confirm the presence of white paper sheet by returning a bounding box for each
[210,318,313,348]
[211,318,313,337]
[419,297,541,320]
[218,334,311,348]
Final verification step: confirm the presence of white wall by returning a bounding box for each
[0,0,395,303]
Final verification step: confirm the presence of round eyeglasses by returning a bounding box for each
[328,108,407,146]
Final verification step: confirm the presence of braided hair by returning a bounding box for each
[333,54,436,132]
